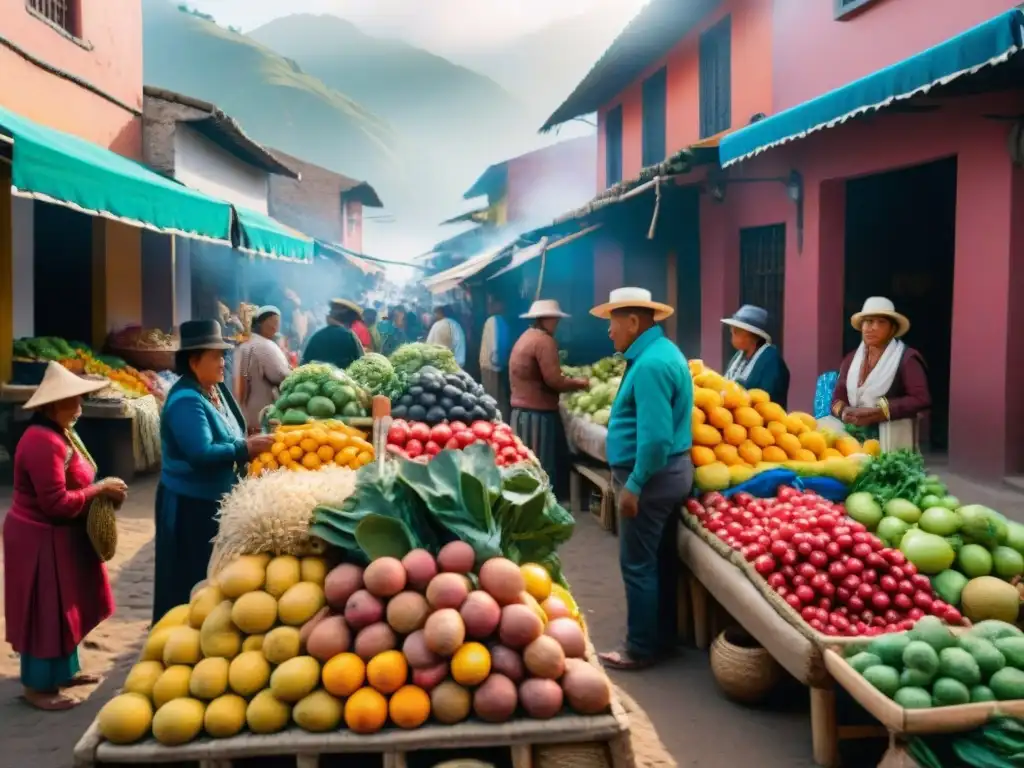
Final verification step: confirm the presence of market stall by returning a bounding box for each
[72,347,632,766]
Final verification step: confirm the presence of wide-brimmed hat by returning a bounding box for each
[23,362,109,410]
[721,305,772,343]
[590,287,673,322]
[179,319,232,351]
[329,298,363,318]
[521,299,570,319]
[851,296,910,338]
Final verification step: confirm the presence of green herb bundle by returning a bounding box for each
[849,449,928,506]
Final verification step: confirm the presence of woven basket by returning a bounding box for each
[709,626,782,705]
[109,346,176,372]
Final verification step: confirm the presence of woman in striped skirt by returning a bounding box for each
[507,300,589,498]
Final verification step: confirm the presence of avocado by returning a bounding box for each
[937,647,981,687]
[306,395,336,419]
[848,652,882,674]
[909,616,957,651]
[441,384,462,400]
[447,406,468,422]
[862,665,900,698]
[282,408,309,425]
[894,687,932,709]
[970,685,996,702]
[900,668,935,688]
[994,637,1024,669]
[958,636,1006,679]
[903,641,940,676]
[989,667,1024,700]
[868,632,912,668]
[425,406,447,425]
[932,677,970,706]
[391,405,408,419]
[419,392,438,408]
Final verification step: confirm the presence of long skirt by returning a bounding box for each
[510,408,570,499]
[153,484,220,626]
[481,368,511,422]
[21,648,80,690]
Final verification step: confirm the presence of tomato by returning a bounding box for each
[500,446,519,463]
[387,422,409,446]
[424,440,442,457]
[491,431,514,449]
[471,421,494,440]
[430,423,453,445]
[405,439,424,458]
[455,430,476,448]
[444,436,461,450]
[449,421,468,432]
[409,422,431,443]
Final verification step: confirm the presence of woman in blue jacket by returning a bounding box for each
[152,320,274,624]
[721,305,791,408]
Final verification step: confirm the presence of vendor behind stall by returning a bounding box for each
[235,306,292,434]
[721,305,790,408]
[829,297,931,442]
[3,362,127,710]
[301,300,365,369]
[508,300,588,498]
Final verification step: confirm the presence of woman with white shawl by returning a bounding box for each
[829,297,931,437]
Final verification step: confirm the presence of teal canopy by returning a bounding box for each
[719,9,1024,167]
[0,105,232,242]
[233,206,314,262]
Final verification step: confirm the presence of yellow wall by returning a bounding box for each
[0,163,11,382]
[91,218,142,348]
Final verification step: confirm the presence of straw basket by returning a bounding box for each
[710,626,782,705]
[109,346,177,372]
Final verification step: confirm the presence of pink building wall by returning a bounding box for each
[505,136,597,225]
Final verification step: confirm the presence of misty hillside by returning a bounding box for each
[142,1,398,188]
[248,14,525,138]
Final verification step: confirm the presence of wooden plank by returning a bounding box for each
[73,719,102,767]
[810,685,839,768]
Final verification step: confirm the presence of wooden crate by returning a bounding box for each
[569,464,616,534]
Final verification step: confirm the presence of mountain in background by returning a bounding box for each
[142,0,397,186]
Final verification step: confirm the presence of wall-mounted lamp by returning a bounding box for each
[705,169,805,253]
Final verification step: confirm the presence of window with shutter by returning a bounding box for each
[699,15,732,139]
[605,105,623,187]
[641,67,667,167]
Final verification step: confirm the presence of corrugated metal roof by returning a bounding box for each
[540,0,721,132]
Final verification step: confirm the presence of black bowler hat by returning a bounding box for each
[178,319,232,351]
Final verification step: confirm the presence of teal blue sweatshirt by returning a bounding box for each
[606,326,693,495]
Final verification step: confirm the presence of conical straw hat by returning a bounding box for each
[22,361,109,410]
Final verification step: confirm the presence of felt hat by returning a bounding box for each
[22,362,109,410]
[590,287,673,322]
[178,319,232,351]
[520,299,570,319]
[721,305,772,343]
[851,296,910,338]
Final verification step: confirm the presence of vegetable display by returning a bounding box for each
[267,363,370,425]
[14,335,164,399]
[844,617,1024,708]
[843,467,1024,627]
[97,548,603,746]
[561,356,625,426]
[311,443,573,583]
[688,486,965,637]
[907,718,1024,766]
[346,353,406,401]
[249,421,375,477]
[389,343,460,377]
[386,419,534,467]
[389,366,498,425]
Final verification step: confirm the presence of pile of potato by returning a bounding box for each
[97,546,607,746]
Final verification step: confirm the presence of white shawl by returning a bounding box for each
[846,339,904,408]
[724,343,771,385]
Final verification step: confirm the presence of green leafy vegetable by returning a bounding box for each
[355,515,416,560]
[389,342,459,375]
[850,449,928,506]
[346,353,395,395]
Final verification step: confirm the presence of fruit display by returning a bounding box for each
[385,419,534,467]
[687,486,965,637]
[266,363,370,426]
[95,551,606,746]
[843,617,1024,708]
[388,366,499,425]
[561,356,626,426]
[844,453,1024,626]
[346,353,404,400]
[249,421,375,477]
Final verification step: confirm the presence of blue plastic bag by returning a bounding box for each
[794,476,850,502]
[714,468,850,502]
[814,371,839,419]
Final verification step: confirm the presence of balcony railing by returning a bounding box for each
[26,0,78,36]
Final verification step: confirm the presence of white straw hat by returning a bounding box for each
[590,287,673,322]
[23,362,109,410]
[851,296,910,338]
[520,299,570,319]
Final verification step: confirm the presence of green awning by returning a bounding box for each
[233,206,314,262]
[719,9,1024,167]
[0,105,232,242]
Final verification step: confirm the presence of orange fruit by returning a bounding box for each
[722,423,746,446]
[706,406,734,430]
[288,445,304,460]
[337,446,359,465]
[258,451,274,464]
[262,457,279,472]
[692,424,722,447]
[366,650,408,695]
[309,428,329,445]
[301,452,322,470]
[451,642,491,687]
[691,406,706,426]
[762,446,788,463]
[747,388,771,405]
[250,459,264,476]
[316,445,335,462]
[737,440,762,466]
[520,563,553,601]
[326,432,349,451]
[283,432,303,447]
[388,685,431,729]
[299,438,319,454]
[713,443,740,466]
[322,653,365,697]
[863,439,881,457]
[271,441,286,456]
[344,687,388,734]
[795,449,818,463]
[766,421,788,439]
[749,425,775,448]
[691,446,716,467]
[355,450,374,467]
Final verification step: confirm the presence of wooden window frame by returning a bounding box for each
[641,67,667,168]
[699,15,732,140]
[834,0,880,20]
[604,105,624,188]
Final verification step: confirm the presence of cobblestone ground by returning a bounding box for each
[0,466,1021,768]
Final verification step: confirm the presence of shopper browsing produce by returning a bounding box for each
[478,294,512,421]
[508,300,588,497]
[829,297,931,440]
[235,306,292,434]
[425,303,467,368]
[154,321,274,624]
[591,288,693,670]
[301,300,365,371]
[3,363,126,710]
[721,305,791,409]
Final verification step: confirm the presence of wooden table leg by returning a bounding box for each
[810,684,839,768]
[689,576,710,650]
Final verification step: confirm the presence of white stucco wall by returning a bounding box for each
[173,125,269,213]
[12,196,34,338]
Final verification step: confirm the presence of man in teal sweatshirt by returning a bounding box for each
[591,288,693,670]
